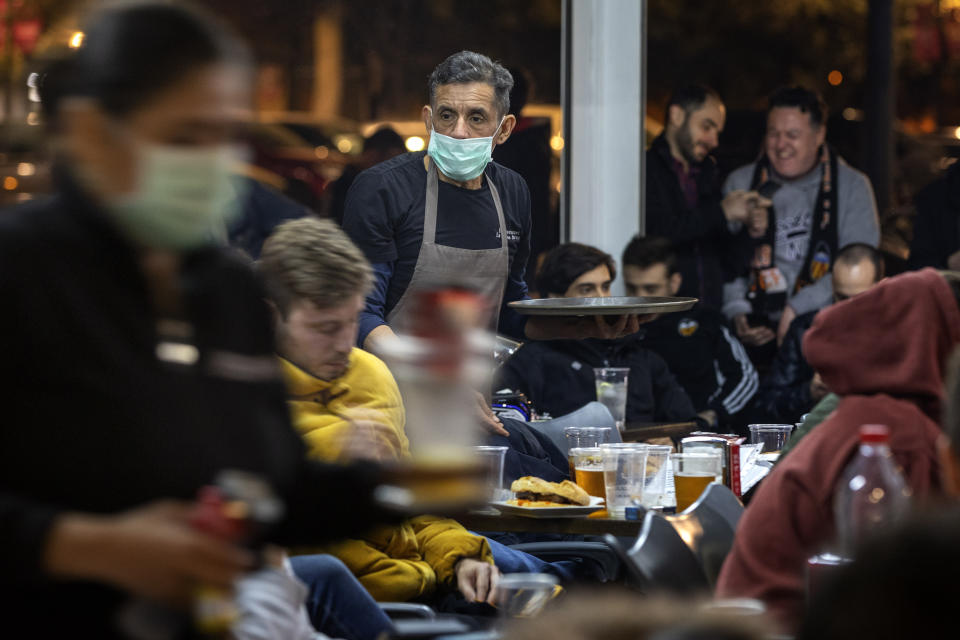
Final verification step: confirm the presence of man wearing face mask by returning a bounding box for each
[342,53,638,433]
[722,87,880,359]
[1,4,403,636]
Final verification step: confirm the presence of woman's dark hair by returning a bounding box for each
[535,243,616,297]
[39,1,248,122]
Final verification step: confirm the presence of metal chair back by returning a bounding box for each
[604,510,709,595]
[667,482,744,587]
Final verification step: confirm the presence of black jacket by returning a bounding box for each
[494,336,697,423]
[755,310,818,423]
[910,161,960,270]
[0,173,392,637]
[638,305,757,425]
[228,176,310,259]
[645,134,741,309]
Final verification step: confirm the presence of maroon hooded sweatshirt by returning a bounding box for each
[715,268,960,630]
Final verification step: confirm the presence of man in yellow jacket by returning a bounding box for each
[260,217,563,607]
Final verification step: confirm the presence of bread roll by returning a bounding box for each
[510,476,591,506]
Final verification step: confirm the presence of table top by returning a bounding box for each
[457,509,644,537]
[621,421,698,443]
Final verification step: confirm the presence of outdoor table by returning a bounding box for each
[621,420,698,445]
[457,509,644,537]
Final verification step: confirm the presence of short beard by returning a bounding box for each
[673,114,700,166]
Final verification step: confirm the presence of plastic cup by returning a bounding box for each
[495,573,559,618]
[569,446,605,497]
[594,367,629,431]
[671,451,722,512]
[474,445,509,502]
[748,424,795,455]
[640,444,672,509]
[563,427,614,477]
[600,443,647,519]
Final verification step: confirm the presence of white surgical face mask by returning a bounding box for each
[106,141,247,250]
[427,110,504,182]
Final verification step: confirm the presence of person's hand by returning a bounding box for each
[697,409,718,427]
[722,190,770,224]
[809,372,829,403]
[734,314,775,347]
[746,199,770,239]
[948,249,960,272]
[45,501,254,606]
[455,557,500,604]
[339,408,403,462]
[474,391,508,436]
[776,305,797,346]
[525,314,645,341]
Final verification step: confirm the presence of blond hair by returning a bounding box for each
[258,217,372,315]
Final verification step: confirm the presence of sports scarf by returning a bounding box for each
[747,145,839,314]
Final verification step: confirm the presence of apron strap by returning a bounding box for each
[424,157,440,246]
[487,172,508,251]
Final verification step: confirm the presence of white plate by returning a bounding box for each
[508,296,697,317]
[490,496,605,518]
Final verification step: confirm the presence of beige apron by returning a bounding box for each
[387,158,510,332]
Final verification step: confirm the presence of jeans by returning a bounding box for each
[289,554,396,640]
[485,537,580,582]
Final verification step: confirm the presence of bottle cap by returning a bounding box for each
[859,424,890,443]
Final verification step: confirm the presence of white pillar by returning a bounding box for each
[564,0,644,291]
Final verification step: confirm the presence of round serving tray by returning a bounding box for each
[508,296,698,316]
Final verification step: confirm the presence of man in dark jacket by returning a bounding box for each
[755,243,883,424]
[646,85,767,310]
[495,243,697,423]
[622,236,757,432]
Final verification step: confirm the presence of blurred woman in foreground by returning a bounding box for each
[0,2,394,637]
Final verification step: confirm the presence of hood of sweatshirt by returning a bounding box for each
[803,268,960,421]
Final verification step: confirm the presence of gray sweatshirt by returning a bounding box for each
[721,155,879,320]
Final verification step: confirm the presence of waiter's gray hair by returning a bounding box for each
[428,51,513,118]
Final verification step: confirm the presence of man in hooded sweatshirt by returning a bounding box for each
[715,267,960,632]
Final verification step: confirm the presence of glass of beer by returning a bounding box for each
[563,427,614,478]
[570,447,606,498]
[671,451,722,512]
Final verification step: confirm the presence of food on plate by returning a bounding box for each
[508,476,591,506]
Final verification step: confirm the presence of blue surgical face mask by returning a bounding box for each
[426,110,505,182]
[106,140,246,250]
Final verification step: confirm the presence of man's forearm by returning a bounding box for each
[363,324,396,352]
[44,512,111,581]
